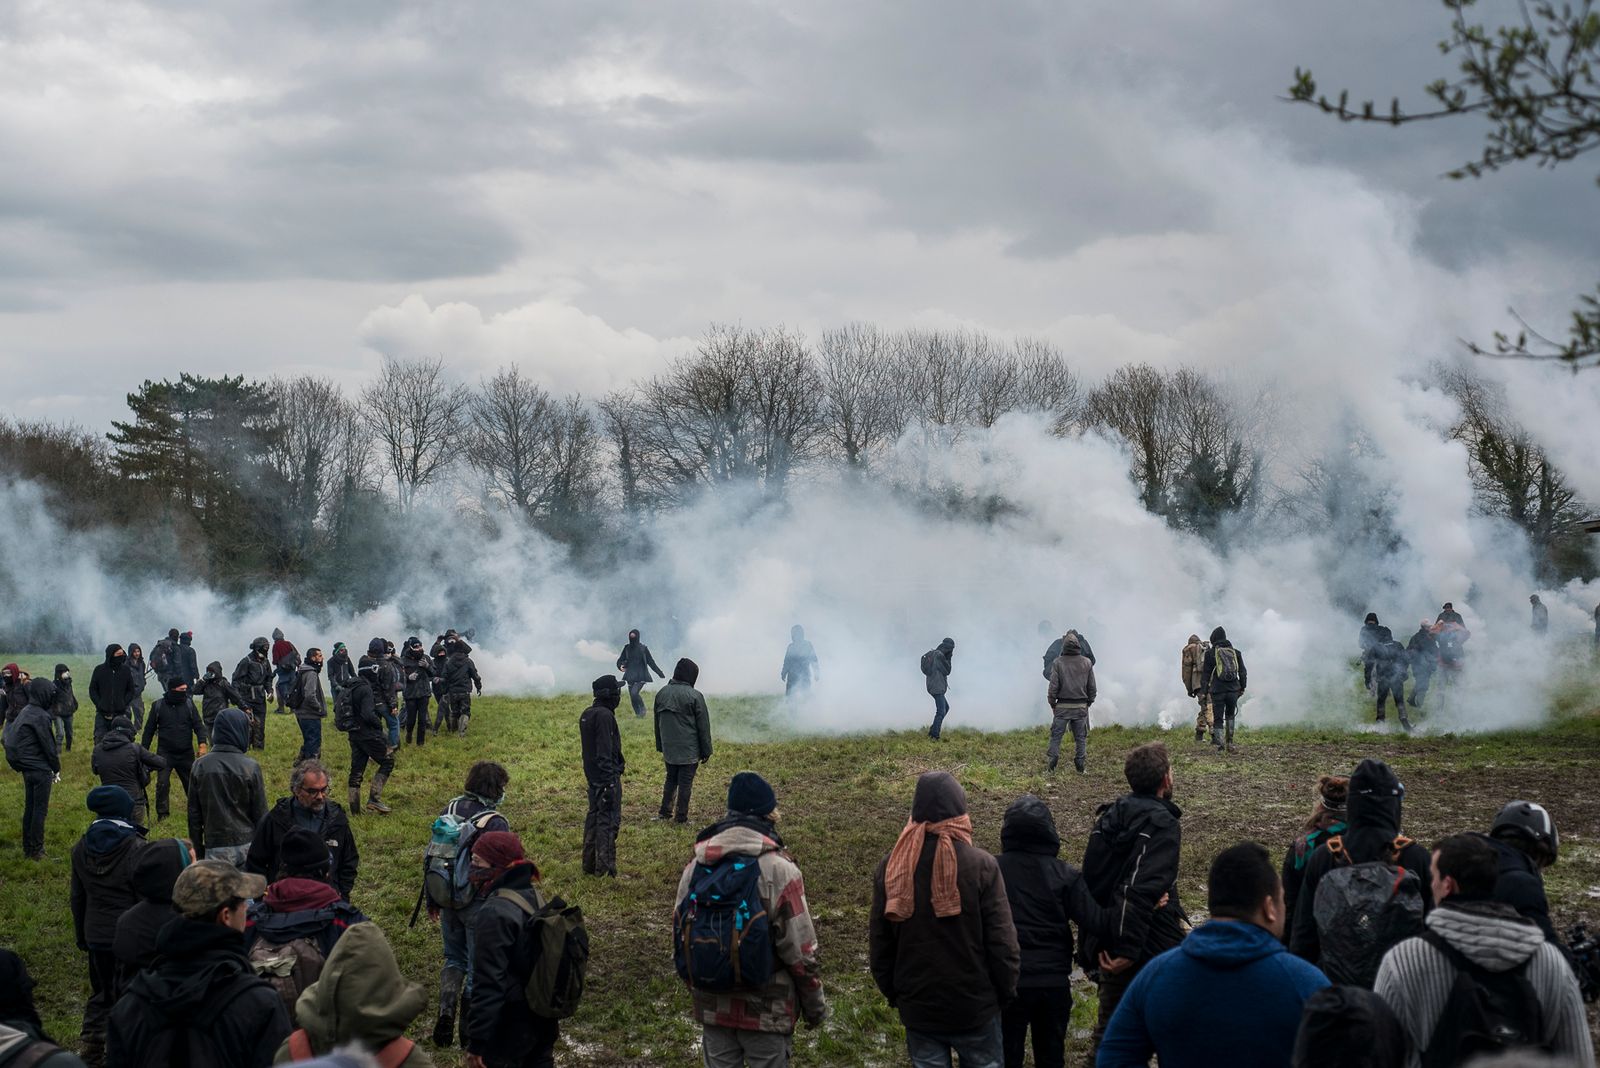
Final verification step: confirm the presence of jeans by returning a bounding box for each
[584,778,621,875]
[929,693,950,738]
[660,762,698,821]
[404,696,430,744]
[129,695,144,733]
[905,1015,1003,1068]
[432,690,450,730]
[1046,707,1088,770]
[628,680,649,717]
[155,751,194,819]
[296,715,322,762]
[381,706,399,748]
[22,771,51,856]
[205,842,251,867]
[1001,986,1071,1068]
[51,714,73,751]
[441,898,484,996]
[703,1025,792,1068]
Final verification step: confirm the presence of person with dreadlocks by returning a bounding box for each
[1279,775,1348,940]
[869,771,1019,1067]
[463,832,561,1068]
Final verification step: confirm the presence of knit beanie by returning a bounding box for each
[87,785,134,821]
[280,827,331,877]
[727,772,777,817]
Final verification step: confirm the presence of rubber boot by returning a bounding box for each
[348,786,362,815]
[367,771,392,815]
[433,966,463,1046]
[457,713,470,738]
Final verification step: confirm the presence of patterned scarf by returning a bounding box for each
[883,813,973,921]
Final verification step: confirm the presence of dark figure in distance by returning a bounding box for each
[616,628,665,718]
[1040,625,1095,674]
[1371,628,1412,730]
[922,637,955,741]
[232,637,273,751]
[92,717,165,828]
[89,645,138,745]
[1200,627,1246,751]
[198,660,246,741]
[1045,632,1095,773]
[1435,602,1464,626]
[51,662,79,752]
[346,654,397,816]
[781,624,819,699]
[125,643,149,733]
[1405,621,1438,709]
[142,677,207,822]
[5,677,60,860]
[399,636,436,746]
[1358,613,1382,694]
[1530,593,1548,635]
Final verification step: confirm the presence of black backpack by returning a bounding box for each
[332,687,355,732]
[1312,834,1425,988]
[149,641,173,680]
[919,650,936,676]
[128,971,262,1068]
[1419,929,1548,1067]
[673,854,773,992]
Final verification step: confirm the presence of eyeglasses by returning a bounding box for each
[296,784,330,797]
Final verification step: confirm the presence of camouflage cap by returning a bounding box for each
[171,859,266,920]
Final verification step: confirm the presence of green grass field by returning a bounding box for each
[3,654,1598,1066]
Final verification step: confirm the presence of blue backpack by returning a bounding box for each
[673,855,772,991]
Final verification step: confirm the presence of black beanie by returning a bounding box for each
[673,658,700,686]
[727,771,777,817]
[591,675,621,699]
[280,827,331,877]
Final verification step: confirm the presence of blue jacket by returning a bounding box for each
[1097,920,1328,1068]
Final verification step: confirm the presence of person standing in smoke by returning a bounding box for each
[1181,634,1212,743]
[270,627,299,714]
[1405,620,1438,709]
[174,630,200,691]
[1358,613,1383,695]
[654,658,711,823]
[348,651,396,815]
[399,636,436,746]
[88,644,137,744]
[1200,626,1246,752]
[442,637,481,737]
[233,636,273,750]
[1530,593,1549,635]
[50,662,79,753]
[431,631,458,732]
[125,643,149,733]
[198,659,247,741]
[1046,632,1096,773]
[781,624,819,700]
[1372,627,1412,731]
[1436,601,1465,626]
[326,641,355,698]
[580,675,625,876]
[616,628,666,718]
[922,638,956,741]
[149,628,179,689]
[1041,626,1096,672]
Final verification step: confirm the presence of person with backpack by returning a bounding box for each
[234,637,274,750]
[246,759,359,899]
[345,657,397,816]
[921,637,956,741]
[199,659,248,742]
[1098,842,1330,1068]
[1289,758,1434,984]
[1477,800,1562,945]
[107,860,289,1068]
[288,648,329,763]
[141,677,207,822]
[463,831,574,1068]
[5,677,60,861]
[441,639,482,738]
[399,637,436,746]
[112,838,195,999]
[1359,613,1384,694]
[1373,833,1591,1068]
[125,643,149,733]
[654,658,712,824]
[1180,634,1211,743]
[0,950,89,1068]
[274,922,432,1067]
[50,663,78,752]
[1078,742,1186,1059]
[1045,632,1096,773]
[673,771,828,1067]
[148,630,179,690]
[89,645,138,745]
[1281,776,1348,940]
[187,708,268,866]
[1199,626,1246,752]
[245,828,370,1025]
[424,761,512,1049]
[1373,628,1412,730]
[995,795,1109,1068]
[1405,621,1438,709]
[0,663,27,723]
[869,771,1020,1067]
[617,628,666,718]
[272,628,301,714]
[71,786,148,1066]
[430,633,455,732]
[580,676,625,877]
[92,717,166,828]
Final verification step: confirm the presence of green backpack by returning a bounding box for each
[496,888,590,1020]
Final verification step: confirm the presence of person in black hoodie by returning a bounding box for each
[70,785,147,1066]
[233,637,273,751]
[0,949,88,1068]
[125,643,149,733]
[616,628,666,718]
[49,663,79,752]
[1290,985,1408,1068]
[1404,620,1438,709]
[442,639,482,737]
[1373,628,1413,730]
[107,860,288,1068]
[1358,613,1383,694]
[141,678,206,822]
[326,642,355,699]
[89,645,138,744]
[174,631,200,690]
[112,838,195,999]
[399,637,436,746]
[1079,742,1186,1059]
[198,659,247,741]
[995,795,1108,1068]
[346,658,395,816]
[1199,626,1247,752]
[245,758,359,899]
[4,678,60,860]
[579,675,625,877]
[463,831,560,1068]
[1288,758,1434,968]
[92,717,165,828]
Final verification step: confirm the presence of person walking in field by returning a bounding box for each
[654,658,712,824]
[232,637,273,751]
[617,628,666,718]
[1200,627,1246,752]
[780,625,819,700]
[5,677,61,860]
[141,678,206,822]
[1180,634,1211,742]
[921,638,956,741]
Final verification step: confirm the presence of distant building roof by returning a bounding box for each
[1585,518,1600,535]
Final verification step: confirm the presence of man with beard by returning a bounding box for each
[346,655,396,816]
[399,636,436,746]
[245,758,358,901]
[88,645,138,745]
[579,676,625,877]
[287,648,327,763]
[232,637,273,751]
[616,628,666,719]
[141,678,207,823]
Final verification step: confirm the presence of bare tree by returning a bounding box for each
[468,366,553,516]
[1086,363,1179,512]
[898,328,988,437]
[360,356,470,510]
[1010,337,1084,434]
[817,323,905,468]
[264,376,371,557]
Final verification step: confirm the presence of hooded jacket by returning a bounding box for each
[200,661,247,729]
[50,665,78,718]
[653,677,712,765]
[92,725,166,799]
[1042,630,1096,675]
[174,633,200,689]
[1081,791,1186,963]
[579,697,625,783]
[326,648,355,696]
[289,663,326,719]
[398,647,435,701]
[995,795,1107,987]
[616,635,665,685]
[1200,630,1247,697]
[869,773,1020,1033]
[1289,759,1434,963]
[1046,638,1096,712]
[270,922,428,1066]
[245,798,359,900]
[464,865,558,1063]
[923,638,955,696]
[1374,899,1592,1068]
[674,818,828,1034]
[780,628,817,686]
[246,878,368,962]
[107,916,290,1068]
[1180,636,1208,695]
[1406,626,1439,675]
[1475,833,1557,944]
[112,838,191,986]
[89,645,137,717]
[1359,619,1385,659]
[187,709,267,852]
[1097,920,1330,1068]
[441,645,481,697]
[343,674,381,738]
[141,688,205,755]
[233,650,273,707]
[70,818,145,951]
[3,685,58,775]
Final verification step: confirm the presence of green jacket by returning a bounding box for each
[654,680,712,765]
[274,922,433,1066]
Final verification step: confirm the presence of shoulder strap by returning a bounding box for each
[1388,834,1413,862]
[495,886,546,917]
[9,1039,66,1068]
[374,1037,416,1068]
[1326,835,1348,864]
[287,1030,313,1061]
[1418,928,1475,976]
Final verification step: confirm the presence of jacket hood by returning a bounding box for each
[1291,985,1408,1068]
[25,678,55,706]
[673,657,699,685]
[1209,626,1226,643]
[938,637,955,654]
[179,633,192,646]
[211,708,249,750]
[99,730,133,751]
[1062,636,1081,656]
[692,822,783,865]
[910,770,968,823]
[450,642,473,657]
[1180,919,1286,968]
[1000,794,1060,856]
[1347,758,1403,833]
[54,663,70,680]
[128,917,250,1014]
[84,818,142,857]
[103,644,123,665]
[263,877,343,913]
[1427,899,1544,972]
[205,660,223,677]
[133,838,192,903]
[1100,793,1182,850]
[293,922,424,1050]
[272,628,284,641]
[1187,634,1200,644]
[790,625,805,641]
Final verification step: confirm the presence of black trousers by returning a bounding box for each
[583,777,621,875]
[22,771,51,857]
[348,732,394,788]
[404,696,430,744]
[155,750,194,819]
[1211,693,1238,742]
[246,699,267,749]
[660,762,697,821]
[1001,985,1072,1068]
[82,947,119,1050]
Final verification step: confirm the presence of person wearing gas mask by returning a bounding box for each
[400,637,437,746]
[232,636,273,750]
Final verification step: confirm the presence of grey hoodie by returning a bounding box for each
[1046,638,1096,714]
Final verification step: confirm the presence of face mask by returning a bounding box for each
[468,865,496,887]
[59,673,70,682]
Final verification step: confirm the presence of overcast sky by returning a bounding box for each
[2,0,1597,433]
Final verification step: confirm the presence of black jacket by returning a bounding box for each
[199,662,246,729]
[616,640,665,684]
[1375,640,1408,687]
[231,652,272,707]
[1288,758,1434,963]
[996,795,1108,987]
[326,650,355,696]
[50,669,78,719]
[70,822,146,950]
[1358,620,1384,659]
[1080,792,1186,963]
[579,699,625,783]
[174,638,200,690]
[343,677,381,738]
[106,917,290,1068]
[1406,627,1438,674]
[1201,639,1247,697]
[1478,833,1558,944]
[3,702,59,775]
[399,650,435,700]
[442,647,481,697]
[357,656,397,715]
[112,838,190,994]
[465,866,559,1062]
[89,645,138,717]
[1041,631,1096,675]
[92,730,166,799]
[141,694,205,756]
[187,710,267,852]
[245,798,359,900]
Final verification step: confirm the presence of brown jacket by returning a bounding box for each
[1181,637,1208,695]
[1046,649,1096,712]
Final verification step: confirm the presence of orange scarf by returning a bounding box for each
[883,813,974,921]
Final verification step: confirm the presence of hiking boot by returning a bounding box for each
[367,772,392,815]
[457,714,470,737]
[458,994,472,1046]
[1074,760,1086,774]
[651,812,673,821]
[348,787,362,814]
